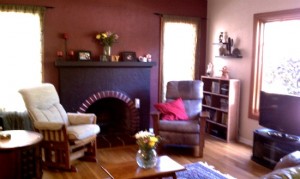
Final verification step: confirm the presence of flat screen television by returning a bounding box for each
[259,91,300,140]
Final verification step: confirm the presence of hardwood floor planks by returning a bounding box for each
[42,136,271,179]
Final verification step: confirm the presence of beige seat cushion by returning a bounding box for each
[67,124,100,140]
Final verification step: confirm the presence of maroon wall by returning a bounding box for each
[2,0,207,110]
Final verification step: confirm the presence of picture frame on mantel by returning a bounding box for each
[77,51,91,60]
[121,51,137,61]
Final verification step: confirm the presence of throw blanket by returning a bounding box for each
[0,111,33,131]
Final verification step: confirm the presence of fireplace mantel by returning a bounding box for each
[55,60,155,131]
[55,60,156,68]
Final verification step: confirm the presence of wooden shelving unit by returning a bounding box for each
[201,76,240,142]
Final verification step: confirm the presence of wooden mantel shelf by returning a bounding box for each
[55,60,156,68]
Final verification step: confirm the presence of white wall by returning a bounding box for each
[207,0,300,145]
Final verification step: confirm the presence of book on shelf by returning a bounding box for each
[211,81,220,94]
[205,109,216,122]
[221,113,228,125]
[220,84,229,95]
[220,98,228,110]
[204,95,212,105]
[213,111,218,122]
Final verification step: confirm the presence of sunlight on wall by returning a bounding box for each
[0,11,42,111]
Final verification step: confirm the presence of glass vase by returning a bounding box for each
[103,45,111,56]
[136,148,157,169]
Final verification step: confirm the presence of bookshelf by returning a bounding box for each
[201,76,240,142]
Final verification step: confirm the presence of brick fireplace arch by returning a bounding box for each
[77,90,140,134]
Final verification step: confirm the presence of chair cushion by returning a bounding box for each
[30,103,68,124]
[19,83,69,125]
[159,131,200,145]
[154,98,188,120]
[68,113,96,125]
[166,80,203,99]
[67,124,100,140]
[159,120,200,133]
[164,81,203,121]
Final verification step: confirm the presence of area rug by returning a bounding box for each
[170,161,236,179]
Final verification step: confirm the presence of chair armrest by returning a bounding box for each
[151,111,161,120]
[151,111,161,135]
[274,151,300,170]
[261,166,300,179]
[200,111,210,119]
[34,121,65,130]
[198,111,209,125]
[67,113,96,125]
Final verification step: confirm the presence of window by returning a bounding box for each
[249,8,300,119]
[0,5,45,112]
[160,15,199,101]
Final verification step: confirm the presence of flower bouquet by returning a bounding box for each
[135,130,160,150]
[134,130,160,168]
[95,31,119,46]
[96,31,119,61]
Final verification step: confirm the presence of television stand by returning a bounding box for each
[252,128,300,169]
[267,131,299,142]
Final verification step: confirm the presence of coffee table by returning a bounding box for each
[101,155,185,179]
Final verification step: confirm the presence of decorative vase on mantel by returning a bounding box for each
[101,45,111,62]
[136,148,157,169]
[103,45,111,56]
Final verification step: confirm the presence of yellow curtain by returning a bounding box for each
[0,4,45,25]
[160,15,199,101]
[0,5,45,112]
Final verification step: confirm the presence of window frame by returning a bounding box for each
[249,8,300,120]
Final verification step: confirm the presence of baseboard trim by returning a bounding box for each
[238,137,253,146]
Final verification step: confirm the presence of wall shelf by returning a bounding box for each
[215,55,242,59]
[213,38,242,58]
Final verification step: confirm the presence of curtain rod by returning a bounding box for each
[0,4,54,9]
[154,13,163,17]
[45,6,54,9]
[153,12,207,20]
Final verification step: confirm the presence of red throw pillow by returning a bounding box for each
[154,98,189,120]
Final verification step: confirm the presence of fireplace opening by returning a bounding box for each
[86,97,131,135]
[79,91,140,148]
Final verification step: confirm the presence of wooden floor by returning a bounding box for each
[42,136,271,179]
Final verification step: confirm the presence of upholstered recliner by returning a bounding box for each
[19,83,100,172]
[151,80,209,157]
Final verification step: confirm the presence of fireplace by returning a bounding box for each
[55,60,155,147]
[78,90,139,135]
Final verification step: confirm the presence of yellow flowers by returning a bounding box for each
[95,31,118,46]
[135,130,160,150]
[149,136,158,147]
